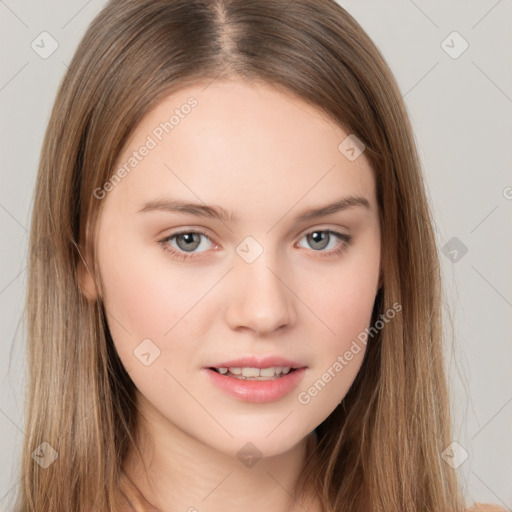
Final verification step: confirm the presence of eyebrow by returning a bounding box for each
[137,195,370,223]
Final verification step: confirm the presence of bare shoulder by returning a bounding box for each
[466,503,508,512]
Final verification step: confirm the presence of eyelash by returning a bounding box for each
[158,228,352,262]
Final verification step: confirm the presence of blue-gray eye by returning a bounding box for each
[162,230,214,256]
[298,230,348,251]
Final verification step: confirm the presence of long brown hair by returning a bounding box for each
[16,0,465,510]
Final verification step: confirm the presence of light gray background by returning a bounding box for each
[1,0,511,510]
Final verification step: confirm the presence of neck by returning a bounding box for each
[121,404,321,511]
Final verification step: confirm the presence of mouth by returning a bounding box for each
[207,366,300,381]
[204,363,307,403]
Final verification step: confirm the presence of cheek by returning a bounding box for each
[297,240,379,408]
[309,272,375,375]
[97,238,208,374]
[308,245,379,345]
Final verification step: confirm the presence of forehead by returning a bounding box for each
[104,79,376,219]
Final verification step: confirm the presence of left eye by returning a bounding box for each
[297,230,348,252]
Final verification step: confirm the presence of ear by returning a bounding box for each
[76,242,100,302]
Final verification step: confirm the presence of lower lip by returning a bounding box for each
[204,367,307,403]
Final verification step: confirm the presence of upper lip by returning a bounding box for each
[206,356,306,370]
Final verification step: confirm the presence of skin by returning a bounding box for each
[79,79,381,512]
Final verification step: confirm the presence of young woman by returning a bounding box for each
[15,0,505,511]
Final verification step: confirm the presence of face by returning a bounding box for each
[82,79,381,459]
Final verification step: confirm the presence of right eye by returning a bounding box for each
[158,230,218,261]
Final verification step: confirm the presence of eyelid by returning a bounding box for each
[163,228,219,248]
[297,223,350,238]
[159,226,219,244]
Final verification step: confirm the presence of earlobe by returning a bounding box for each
[76,250,100,302]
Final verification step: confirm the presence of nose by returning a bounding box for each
[225,255,296,336]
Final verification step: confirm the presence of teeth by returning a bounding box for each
[259,367,278,377]
[214,366,295,378]
[241,367,260,377]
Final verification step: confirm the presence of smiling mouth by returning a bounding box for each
[208,366,298,380]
